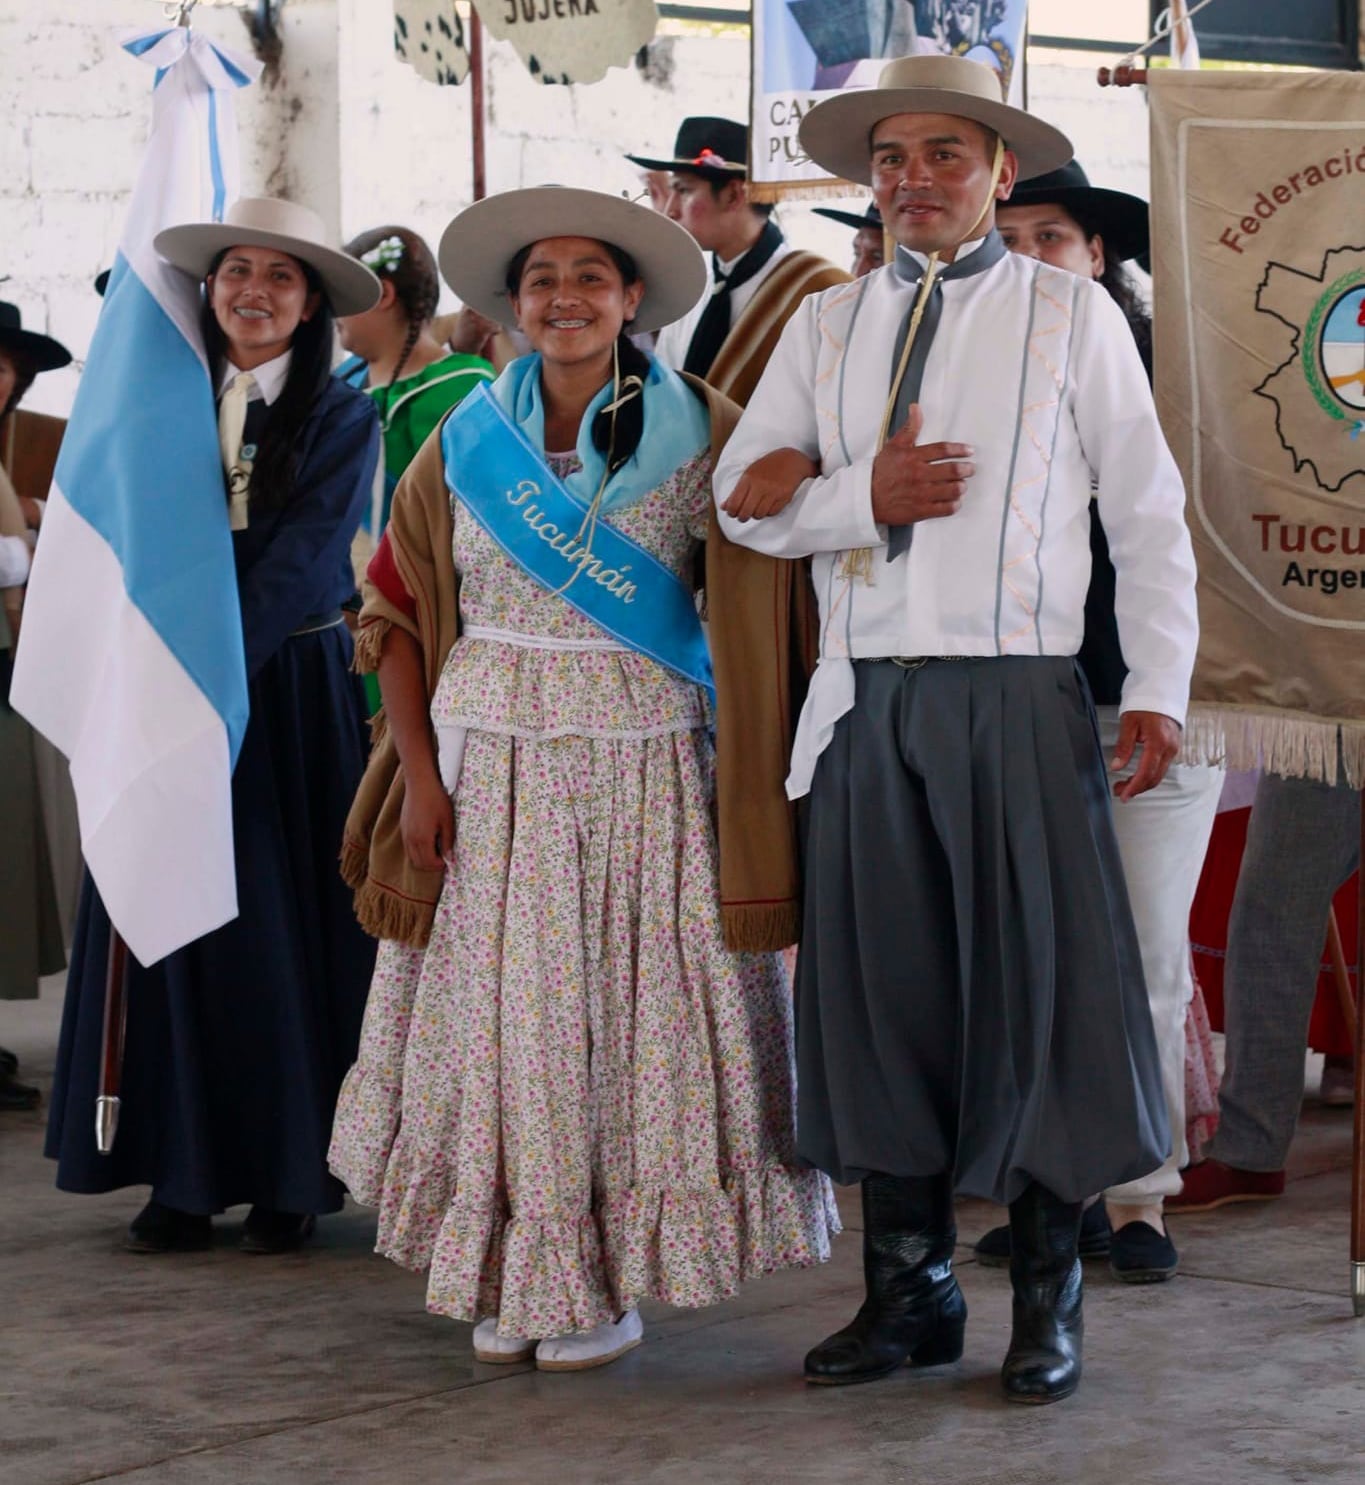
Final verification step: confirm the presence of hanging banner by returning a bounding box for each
[751,0,1029,198]
[397,0,657,87]
[1150,69,1365,784]
[479,0,658,85]
[394,0,470,85]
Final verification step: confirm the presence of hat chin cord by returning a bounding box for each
[549,334,644,598]
[841,136,1005,586]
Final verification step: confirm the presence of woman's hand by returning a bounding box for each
[400,768,454,872]
[721,447,820,523]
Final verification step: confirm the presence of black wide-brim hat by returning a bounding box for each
[1003,160,1149,263]
[0,302,72,373]
[813,203,883,232]
[627,116,748,179]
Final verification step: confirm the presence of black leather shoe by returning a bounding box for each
[805,1172,966,1386]
[0,1069,41,1110]
[1001,1182,1083,1405]
[0,1046,19,1074]
[975,1200,1112,1269]
[1109,1220,1178,1283]
[126,1200,213,1253]
[240,1207,317,1254]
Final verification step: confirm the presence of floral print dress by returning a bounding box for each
[329,447,837,1338]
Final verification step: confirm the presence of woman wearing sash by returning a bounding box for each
[331,187,836,1371]
[46,199,382,1255]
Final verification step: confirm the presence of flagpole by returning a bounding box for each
[94,0,199,1158]
[95,932,130,1154]
[1352,798,1365,1315]
[470,6,486,202]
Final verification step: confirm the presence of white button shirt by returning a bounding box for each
[216,347,291,407]
[713,249,1199,797]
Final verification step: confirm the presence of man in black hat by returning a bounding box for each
[627,118,846,407]
[813,202,886,279]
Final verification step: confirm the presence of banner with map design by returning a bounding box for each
[1150,68,1365,783]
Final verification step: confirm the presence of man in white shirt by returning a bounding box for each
[627,118,846,405]
[714,56,1197,1405]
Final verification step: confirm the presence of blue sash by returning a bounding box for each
[442,384,714,700]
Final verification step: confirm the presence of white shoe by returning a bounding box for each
[535,1310,644,1372]
[472,1317,536,1364]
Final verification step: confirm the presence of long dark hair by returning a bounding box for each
[200,249,335,510]
[1068,202,1153,379]
[343,225,441,387]
[505,239,651,474]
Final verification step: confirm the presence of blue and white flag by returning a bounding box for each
[12,26,261,966]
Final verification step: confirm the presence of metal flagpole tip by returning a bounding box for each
[95,1096,121,1155]
[1353,1262,1365,1318]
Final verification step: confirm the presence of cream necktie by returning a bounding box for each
[218,370,258,531]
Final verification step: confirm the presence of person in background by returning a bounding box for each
[336,226,494,545]
[626,117,847,406]
[0,304,70,1110]
[812,202,886,278]
[45,199,381,1254]
[967,161,1224,1282]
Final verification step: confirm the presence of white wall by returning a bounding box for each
[3,0,1153,420]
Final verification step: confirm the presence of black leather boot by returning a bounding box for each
[804,1171,966,1385]
[1001,1181,1084,1404]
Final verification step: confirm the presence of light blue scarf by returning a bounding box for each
[489,352,710,513]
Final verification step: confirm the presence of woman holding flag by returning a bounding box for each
[46,199,383,1256]
[331,186,836,1371]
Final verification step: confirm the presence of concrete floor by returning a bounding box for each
[4,978,1365,1485]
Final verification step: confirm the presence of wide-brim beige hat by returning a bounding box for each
[438,186,707,334]
[154,197,381,317]
[799,55,1073,186]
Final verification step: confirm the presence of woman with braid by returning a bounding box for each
[330,187,836,1373]
[337,226,494,543]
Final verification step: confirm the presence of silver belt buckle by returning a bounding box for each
[890,656,931,670]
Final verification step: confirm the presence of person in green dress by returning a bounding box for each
[337,225,494,543]
[337,227,495,709]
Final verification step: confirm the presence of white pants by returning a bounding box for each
[1097,706,1224,1206]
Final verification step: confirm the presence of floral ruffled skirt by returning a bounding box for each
[330,724,838,1337]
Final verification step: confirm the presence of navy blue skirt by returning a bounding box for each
[45,625,377,1215]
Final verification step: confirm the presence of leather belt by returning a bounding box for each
[862,655,970,670]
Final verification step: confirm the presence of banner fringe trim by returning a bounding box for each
[1179,703,1365,788]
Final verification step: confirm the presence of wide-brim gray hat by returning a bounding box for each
[438,186,708,334]
[154,197,382,317]
[799,55,1073,186]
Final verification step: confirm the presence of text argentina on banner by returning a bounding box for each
[750,0,1027,196]
[9,26,260,964]
[1150,69,1365,784]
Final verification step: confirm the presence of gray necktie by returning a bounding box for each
[885,229,1007,562]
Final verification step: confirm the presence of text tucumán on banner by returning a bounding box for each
[1151,69,1365,784]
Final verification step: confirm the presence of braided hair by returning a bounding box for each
[505,240,650,474]
[343,225,442,387]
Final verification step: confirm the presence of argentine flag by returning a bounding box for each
[12,26,261,967]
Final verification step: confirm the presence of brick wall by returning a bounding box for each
[3,0,1153,420]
